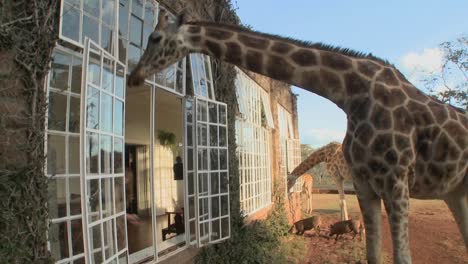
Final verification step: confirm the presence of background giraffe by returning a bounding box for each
[288,142,351,220]
[128,11,468,264]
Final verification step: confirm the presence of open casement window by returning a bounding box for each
[82,39,128,263]
[185,97,230,246]
[190,54,215,100]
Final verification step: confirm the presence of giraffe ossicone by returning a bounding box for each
[129,11,468,264]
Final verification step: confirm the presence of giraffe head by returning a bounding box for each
[127,10,187,86]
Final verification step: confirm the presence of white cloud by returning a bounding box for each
[399,48,444,85]
[302,128,345,148]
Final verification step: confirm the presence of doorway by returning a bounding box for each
[153,88,185,255]
[124,84,186,262]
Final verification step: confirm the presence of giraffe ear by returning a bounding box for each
[156,9,168,30]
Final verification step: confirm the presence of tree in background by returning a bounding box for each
[423,36,467,110]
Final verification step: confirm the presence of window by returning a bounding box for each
[60,0,117,54]
[235,69,272,215]
[277,105,302,192]
[46,48,85,264]
[190,54,215,99]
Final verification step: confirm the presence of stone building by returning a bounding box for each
[19,0,303,263]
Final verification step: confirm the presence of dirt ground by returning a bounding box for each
[287,193,467,264]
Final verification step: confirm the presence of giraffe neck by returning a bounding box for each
[181,22,387,110]
[290,142,341,177]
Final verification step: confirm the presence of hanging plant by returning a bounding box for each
[157,130,177,148]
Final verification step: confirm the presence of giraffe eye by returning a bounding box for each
[150,33,162,43]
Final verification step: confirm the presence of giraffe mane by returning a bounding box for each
[185,21,391,65]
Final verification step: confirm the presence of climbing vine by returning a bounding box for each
[0,1,58,263]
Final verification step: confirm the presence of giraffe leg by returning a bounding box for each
[444,184,468,251]
[382,184,412,264]
[335,176,348,220]
[353,178,382,264]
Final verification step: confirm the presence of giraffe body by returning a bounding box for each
[289,142,351,220]
[128,12,468,264]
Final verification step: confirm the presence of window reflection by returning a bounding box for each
[47,134,66,175]
[48,92,67,131]
[62,4,80,42]
[83,15,99,44]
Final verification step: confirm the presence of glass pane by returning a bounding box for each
[70,218,84,255]
[47,134,66,175]
[209,125,218,147]
[101,178,114,218]
[219,126,227,147]
[165,65,175,90]
[90,224,103,263]
[131,0,143,17]
[211,172,219,195]
[50,52,70,90]
[103,219,116,259]
[209,103,217,123]
[83,15,99,44]
[219,149,227,170]
[186,100,193,123]
[116,215,127,251]
[114,99,124,136]
[210,149,218,170]
[115,64,125,98]
[119,252,128,264]
[197,124,207,146]
[211,219,220,241]
[220,195,229,216]
[69,96,80,133]
[211,196,219,218]
[221,217,229,238]
[114,177,125,212]
[127,43,141,72]
[49,221,69,259]
[144,0,156,26]
[187,125,193,147]
[48,92,67,131]
[189,221,196,242]
[69,136,80,174]
[176,68,184,94]
[197,101,207,122]
[188,172,194,195]
[219,104,227,124]
[84,0,99,17]
[220,172,228,193]
[62,4,80,42]
[88,52,101,86]
[102,58,114,92]
[188,197,195,219]
[101,93,113,133]
[155,70,165,86]
[102,0,115,26]
[69,177,82,215]
[118,38,128,64]
[101,135,112,173]
[48,177,67,219]
[197,149,208,171]
[87,179,100,223]
[129,16,143,46]
[198,173,208,194]
[102,25,114,54]
[142,24,152,49]
[86,132,99,174]
[71,57,83,94]
[114,138,123,173]
[118,1,129,38]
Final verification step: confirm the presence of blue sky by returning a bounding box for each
[235,0,468,147]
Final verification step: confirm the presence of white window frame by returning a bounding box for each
[82,38,128,264]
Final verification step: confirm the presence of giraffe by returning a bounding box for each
[127,11,468,264]
[288,142,351,221]
[300,173,314,214]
